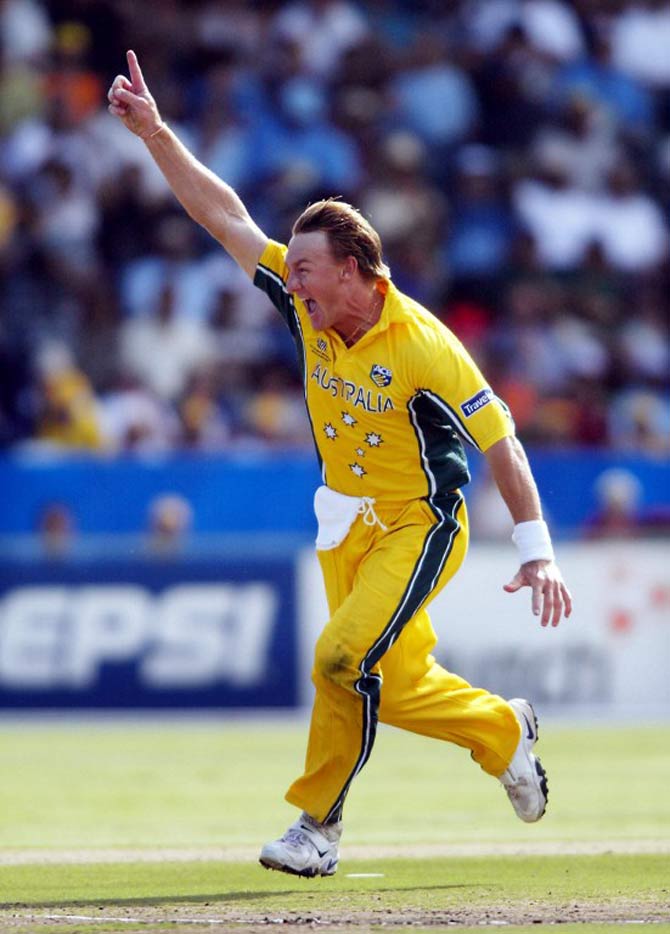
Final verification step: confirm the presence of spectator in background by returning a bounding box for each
[445,143,514,281]
[120,213,216,321]
[206,285,275,369]
[362,132,443,244]
[272,0,369,79]
[610,0,670,92]
[609,387,670,455]
[583,467,643,540]
[470,23,548,150]
[190,60,260,198]
[463,0,584,63]
[30,157,99,282]
[517,0,584,63]
[98,372,177,455]
[43,21,103,126]
[97,163,159,271]
[0,0,51,65]
[119,280,210,402]
[146,492,193,555]
[37,500,75,557]
[530,96,620,193]
[251,74,364,198]
[388,33,480,159]
[33,341,102,451]
[512,149,599,269]
[593,162,669,274]
[619,294,670,386]
[552,31,654,138]
[178,368,231,452]
[362,130,446,305]
[244,363,313,449]
[495,279,568,397]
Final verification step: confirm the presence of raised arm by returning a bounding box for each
[108,50,267,278]
[485,435,572,627]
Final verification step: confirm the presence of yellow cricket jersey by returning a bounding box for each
[254,240,514,502]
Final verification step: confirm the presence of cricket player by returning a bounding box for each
[109,52,573,878]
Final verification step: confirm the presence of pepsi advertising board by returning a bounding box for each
[0,554,298,709]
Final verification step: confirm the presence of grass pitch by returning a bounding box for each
[0,717,668,931]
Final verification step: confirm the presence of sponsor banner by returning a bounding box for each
[459,387,494,418]
[0,555,298,708]
[297,541,670,712]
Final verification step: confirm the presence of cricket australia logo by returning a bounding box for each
[370,363,392,388]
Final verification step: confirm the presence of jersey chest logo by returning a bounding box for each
[370,363,393,387]
[309,338,331,361]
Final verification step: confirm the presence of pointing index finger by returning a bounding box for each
[126,49,146,91]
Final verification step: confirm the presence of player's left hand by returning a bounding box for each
[503,559,572,627]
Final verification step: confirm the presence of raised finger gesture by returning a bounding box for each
[107,50,163,140]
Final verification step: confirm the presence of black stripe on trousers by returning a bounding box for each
[324,492,464,823]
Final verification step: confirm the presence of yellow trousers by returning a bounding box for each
[286,492,521,824]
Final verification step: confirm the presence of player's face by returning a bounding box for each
[285,231,348,331]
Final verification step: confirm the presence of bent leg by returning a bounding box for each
[378,609,520,776]
[287,494,467,823]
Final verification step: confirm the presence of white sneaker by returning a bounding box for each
[259,812,341,877]
[499,698,548,823]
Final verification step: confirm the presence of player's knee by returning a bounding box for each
[312,634,356,689]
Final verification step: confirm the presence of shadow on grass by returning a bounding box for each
[2,883,491,911]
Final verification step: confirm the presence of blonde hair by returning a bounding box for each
[292,198,390,280]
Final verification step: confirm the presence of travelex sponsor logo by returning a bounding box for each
[459,387,494,418]
[310,364,394,413]
[370,363,392,388]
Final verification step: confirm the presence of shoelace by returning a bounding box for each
[357,497,388,532]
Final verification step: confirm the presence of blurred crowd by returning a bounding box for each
[1,0,669,457]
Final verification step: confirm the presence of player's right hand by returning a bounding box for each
[504,558,572,628]
[107,50,163,140]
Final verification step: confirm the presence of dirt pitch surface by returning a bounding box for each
[2,842,669,931]
[6,901,670,931]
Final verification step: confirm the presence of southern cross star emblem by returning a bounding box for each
[365,431,383,447]
[355,448,365,457]
[349,463,367,477]
[341,411,357,427]
[323,422,338,440]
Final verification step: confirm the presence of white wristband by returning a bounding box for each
[512,519,554,565]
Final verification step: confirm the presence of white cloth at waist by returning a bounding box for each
[314,485,388,550]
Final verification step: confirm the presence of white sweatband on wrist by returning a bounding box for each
[512,519,554,564]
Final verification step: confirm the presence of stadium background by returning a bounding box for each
[0,0,668,715]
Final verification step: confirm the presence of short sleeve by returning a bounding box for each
[422,335,514,453]
[253,240,297,330]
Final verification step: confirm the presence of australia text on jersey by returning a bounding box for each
[310,364,395,414]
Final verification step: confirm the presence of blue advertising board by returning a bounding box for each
[0,553,298,709]
[0,449,668,538]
